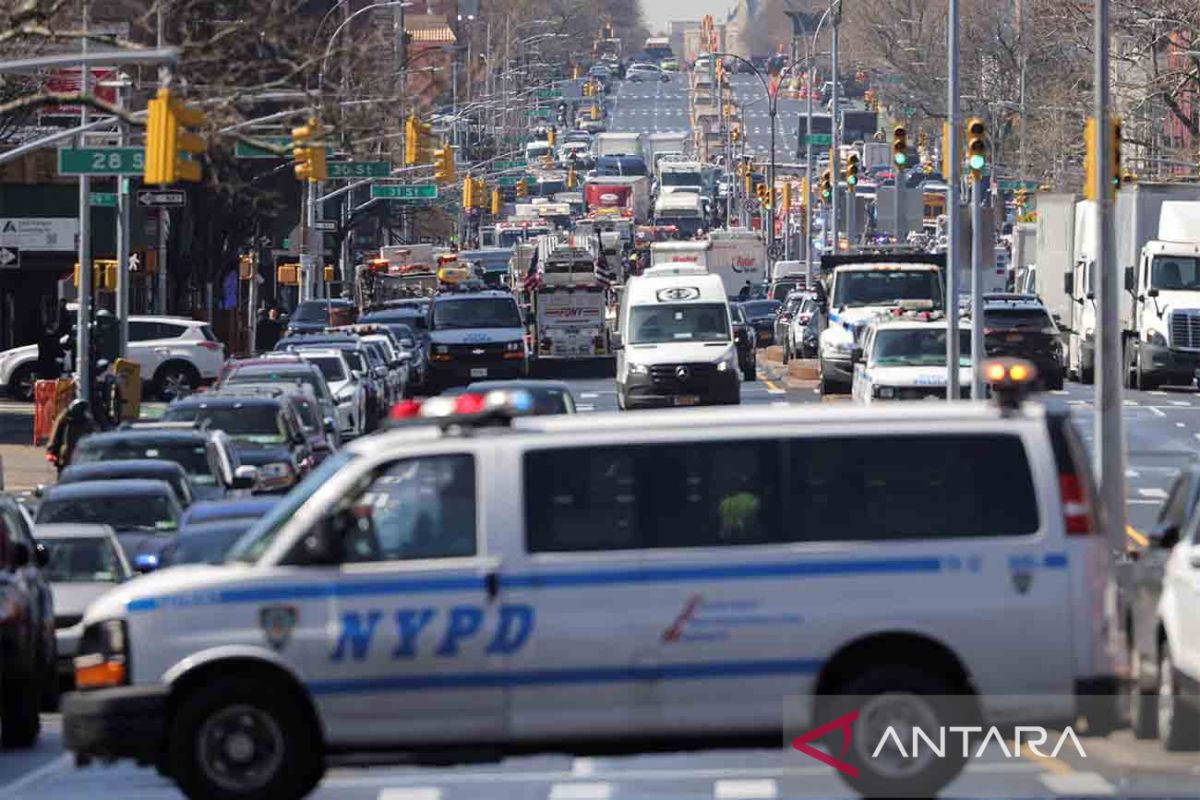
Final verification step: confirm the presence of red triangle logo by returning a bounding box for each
[790,709,859,777]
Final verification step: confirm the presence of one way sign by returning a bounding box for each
[136,190,186,208]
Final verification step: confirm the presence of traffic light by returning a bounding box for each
[966,117,987,177]
[547,127,557,147]
[743,169,752,197]
[292,117,327,182]
[1110,118,1122,195]
[567,167,578,189]
[756,183,769,208]
[405,116,420,165]
[491,187,502,216]
[463,176,475,208]
[323,265,335,282]
[144,87,206,184]
[731,126,741,143]
[473,178,487,209]
[238,254,254,280]
[1015,188,1028,211]
[433,142,455,183]
[845,153,860,191]
[516,178,528,198]
[891,124,909,169]
[781,182,792,213]
[820,169,833,202]
[591,104,600,120]
[418,121,434,163]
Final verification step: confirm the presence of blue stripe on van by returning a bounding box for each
[307,657,824,695]
[125,553,1069,613]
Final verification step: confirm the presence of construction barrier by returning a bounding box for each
[33,378,76,446]
[112,358,141,421]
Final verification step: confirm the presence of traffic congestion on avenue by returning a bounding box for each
[3,1,1200,799]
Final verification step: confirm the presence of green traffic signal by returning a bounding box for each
[847,175,858,187]
[968,153,986,171]
[894,152,908,167]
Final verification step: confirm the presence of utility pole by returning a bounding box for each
[75,0,92,403]
[946,0,962,401]
[970,175,985,400]
[805,57,814,278]
[114,76,130,358]
[155,5,168,315]
[829,2,840,253]
[1094,0,1126,551]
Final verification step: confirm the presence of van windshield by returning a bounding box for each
[629,303,730,344]
[832,270,942,309]
[432,298,522,330]
[872,328,972,367]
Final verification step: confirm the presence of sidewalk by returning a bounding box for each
[0,404,50,492]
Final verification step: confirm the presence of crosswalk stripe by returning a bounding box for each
[548,782,612,800]
[714,778,778,799]
[378,789,442,800]
[1038,771,1115,796]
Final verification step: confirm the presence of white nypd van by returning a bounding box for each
[851,317,974,403]
[62,384,1119,799]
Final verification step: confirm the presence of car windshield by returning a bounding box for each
[985,307,1056,333]
[305,356,346,383]
[37,494,178,533]
[832,271,942,308]
[229,368,328,399]
[341,350,367,372]
[290,301,337,323]
[432,298,522,330]
[629,303,730,344]
[228,450,358,564]
[41,537,125,583]
[740,301,781,319]
[1150,256,1200,291]
[164,405,286,445]
[872,328,972,367]
[73,439,217,485]
[661,172,702,186]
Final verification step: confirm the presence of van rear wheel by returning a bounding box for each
[1158,644,1200,751]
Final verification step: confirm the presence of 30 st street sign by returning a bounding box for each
[370,184,438,201]
[328,161,391,179]
[59,147,145,176]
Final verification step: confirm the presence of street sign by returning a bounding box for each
[767,242,784,260]
[536,89,561,99]
[136,189,186,208]
[327,161,391,179]
[89,192,117,208]
[58,147,144,175]
[493,160,527,171]
[805,134,833,146]
[370,184,438,201]
[998,179,1038,191]
[0,246,18,269]
[313,220,337,232]
[525,108,553,119]
[497,175,522,186]
[235,136,336,159]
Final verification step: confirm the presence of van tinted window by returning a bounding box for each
[525,434,1037,552]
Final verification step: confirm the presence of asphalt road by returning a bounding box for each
[725,74,809,165]
[605,73,692,136]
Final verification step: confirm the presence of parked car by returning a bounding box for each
[0,493,55,745]
[222,382,338,464]
[56,459,195,508]
[162,393,313,493]
[281,336,383,429]
[34,524,130,686]
[160,498,279,567]
[0,315,224,402]
[71,425,254,501]
[358,311,430,388]
[35,479,183,566]
[730,305,759,382]
[781,292,821,362]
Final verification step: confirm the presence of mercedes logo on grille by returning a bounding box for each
[471,348,485,355]
[675,366,691,381]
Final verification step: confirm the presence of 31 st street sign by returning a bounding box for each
[59,147,145,176]
[370,184,438,201]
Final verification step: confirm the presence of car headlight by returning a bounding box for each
[1147,329,1167,347]
[628,362,649,375]
[335,389,356,403]
[505,340,522,352]
[258,462,294,480]
[874,386,896,399]
[75,619,128,690]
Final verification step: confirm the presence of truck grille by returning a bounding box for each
[650,363,717,391]
[1170,310,1200,350]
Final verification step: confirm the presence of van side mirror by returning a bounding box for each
[231,464,259,490]
[1148,288,1160,299]
[1124,266,1136,293]
[850,346,864,364]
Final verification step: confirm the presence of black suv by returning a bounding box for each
[0,494,55,746]
[981,294,1065,390]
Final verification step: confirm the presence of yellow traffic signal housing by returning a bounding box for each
[516,178,528,198]
[419,122,434,163]
[591,104,600,120]
[781,182,792,213]
[820,169,833,202]
[547,127,557,147]
[756,183,769,207]
[491,187,502,216]
[463,176,475,208]
[323,265,335,282]
[292,118,326,182]
[405,116,420,165]
[473,178,487,209]
[73,260,118,290]
[433,143,455,183]
[276,263,299,285]
[144,87,206,185]
[567,167,577,189]
[845,153,860,191]
[891,124,909,169]
[965,117,987,176]
[238,255,254,280]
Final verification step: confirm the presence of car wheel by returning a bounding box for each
[781,337,791,363]
[7,363,37,402]
[1,664,41,748]
[742,361,756,382]
[821,665,972,799]
[1129,643,1158,740]
[154,362,200,401]
[169,676,324,800]
[1158,642,1200,751]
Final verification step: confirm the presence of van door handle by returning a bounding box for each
[484,572,499,602]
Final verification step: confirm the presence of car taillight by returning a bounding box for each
[198,341,221,351]
[798,313,812,324]
[1059,473,1092,535]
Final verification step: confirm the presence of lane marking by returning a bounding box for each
[1150,390,1169,396]
[762,379,785,394]
[576,404,596,412]
[1016,740,1074,776]
[1138,488,1168,499]
[1039,771,1116,796]
[1050,390,1069,395]
[1171,400,1192,406]
[379,790,443,800]
[580,392,599,399]
[549,783,613,800]
[1129,499,1164,505]
[1126,469,1140,478]
[1126,525,1149,547]
[714,779,778,799]
[0,754,73,797]
[571,757,595,777]
[1178,422,1187,428]
[1149,406,1166,417]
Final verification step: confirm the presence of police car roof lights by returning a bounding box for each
[983,357,1038,412]
[388,389,535,429]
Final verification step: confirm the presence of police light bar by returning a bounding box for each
[388,389,536,427]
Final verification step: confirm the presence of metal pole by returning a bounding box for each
[115,80,129,358]
[248,251,258,353]
[768,98,777,256]
[970,176,985,399]
[75,1,92,403]
[1095,0,1125,550]
[156,210,168,313]
[340,192,351,299]
[806,60,814,279]
[298,182,309,303]
[945,0,962,401]
[829,7,839,252]
[894,159,901,241]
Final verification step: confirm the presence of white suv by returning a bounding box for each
[0,316,224,401]
[61,387,1118,799]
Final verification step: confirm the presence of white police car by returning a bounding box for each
[851,317,973,403]
[62,384,1119,799]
